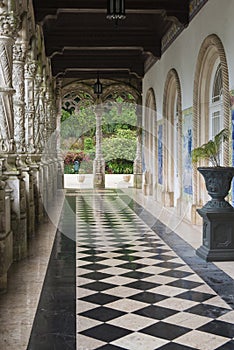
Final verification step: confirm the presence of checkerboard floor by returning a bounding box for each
[76,191,234,350]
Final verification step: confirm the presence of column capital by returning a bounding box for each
[13,41,27,62]
[25,60,37,79]
[0,12,18,37]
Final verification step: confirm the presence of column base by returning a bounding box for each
[133,173,142,189]
[0,273,7,294]
[93,173,105,189]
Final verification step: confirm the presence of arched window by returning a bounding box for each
[210,63,223,139]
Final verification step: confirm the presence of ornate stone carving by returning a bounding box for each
[25,60,37,152]
[13,42,27,153]
[0,13,17,152]
[0,12,17,37]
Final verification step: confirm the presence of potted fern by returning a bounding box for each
[191,128,234,212]
[191,128,234,261]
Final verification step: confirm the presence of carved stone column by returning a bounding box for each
[13,42,36,238]
[0,10,18,152]
[44,88,54,205]
[13,41,26,153]
[34,71,44,152]
[55,79,64,189]
[93,100,105,188]
[134,99,143,189]
[25,59,37,153]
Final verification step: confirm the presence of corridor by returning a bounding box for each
[75,190,234,350]
[0,189,234,350]
[1,188,234,350]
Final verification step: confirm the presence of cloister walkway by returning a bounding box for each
[0,188,234,350]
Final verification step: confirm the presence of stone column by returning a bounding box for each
[134,99,143,189]
[44,88,54,205]
[55,79,64,189]
[34,70,44,152]
[0,10,17,152]
[93,100,105,188]
[25,58,37,153]
[13,41,27,153]
[13,41,35,238]
[0,8,27,261]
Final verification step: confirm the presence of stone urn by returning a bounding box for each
[198,167,234,212]
[77,174,85,183]
[196,166,234,261]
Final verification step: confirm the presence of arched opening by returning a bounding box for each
[144,88,157,196]
[162,69,182,207]
[60,81,140,188]
[193,34,230,217]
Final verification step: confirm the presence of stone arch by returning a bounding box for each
[143,88,157,196]
[162,68,182,207]
[193,34,230,209]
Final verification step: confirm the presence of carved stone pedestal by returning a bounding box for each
[31,160,44,224]
[5,159,27,261]
[0,179,13,293]
[143,170,153,195]
[93,158,105,189]
[18,155,35,238]
[196,209,234,261]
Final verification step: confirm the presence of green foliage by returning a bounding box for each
[191,128,228,167]
[102,101,137,135]
[106,160,133,174]
[102,135,137,163]
[60,108,96,146]
[84,137,94,151]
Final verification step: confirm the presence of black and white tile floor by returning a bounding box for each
[76,190,234,350]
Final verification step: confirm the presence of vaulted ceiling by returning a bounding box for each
[32,0,190,82]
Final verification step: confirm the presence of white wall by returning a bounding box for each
[143,0,234,115]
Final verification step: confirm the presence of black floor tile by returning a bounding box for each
[113,255,141,261]
[80,263,110,270]
[155,261,185,269]
[79,256,108,263]
[80,324,131,342]
[117,262,147,270]
[79,292,120,305]
[129,291,167,304]
[96,345,127,350]
[215,340,234,350]
[124,280,160,290]
[157,343,197,350]
[80,306,126,322]
[81,281,116,291]
[150,254,176,261]
[176,290,215,302]
[167,279,203,290]
[198,320,234,338]
[159,270,193,278]
[140,321,191,340]
[80,271,112,280]
[134,305,177,320]
[185,304,230,318]
[121,271,154,279]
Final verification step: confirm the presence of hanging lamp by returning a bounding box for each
[93,74,103,97]
[106,0,126,24]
